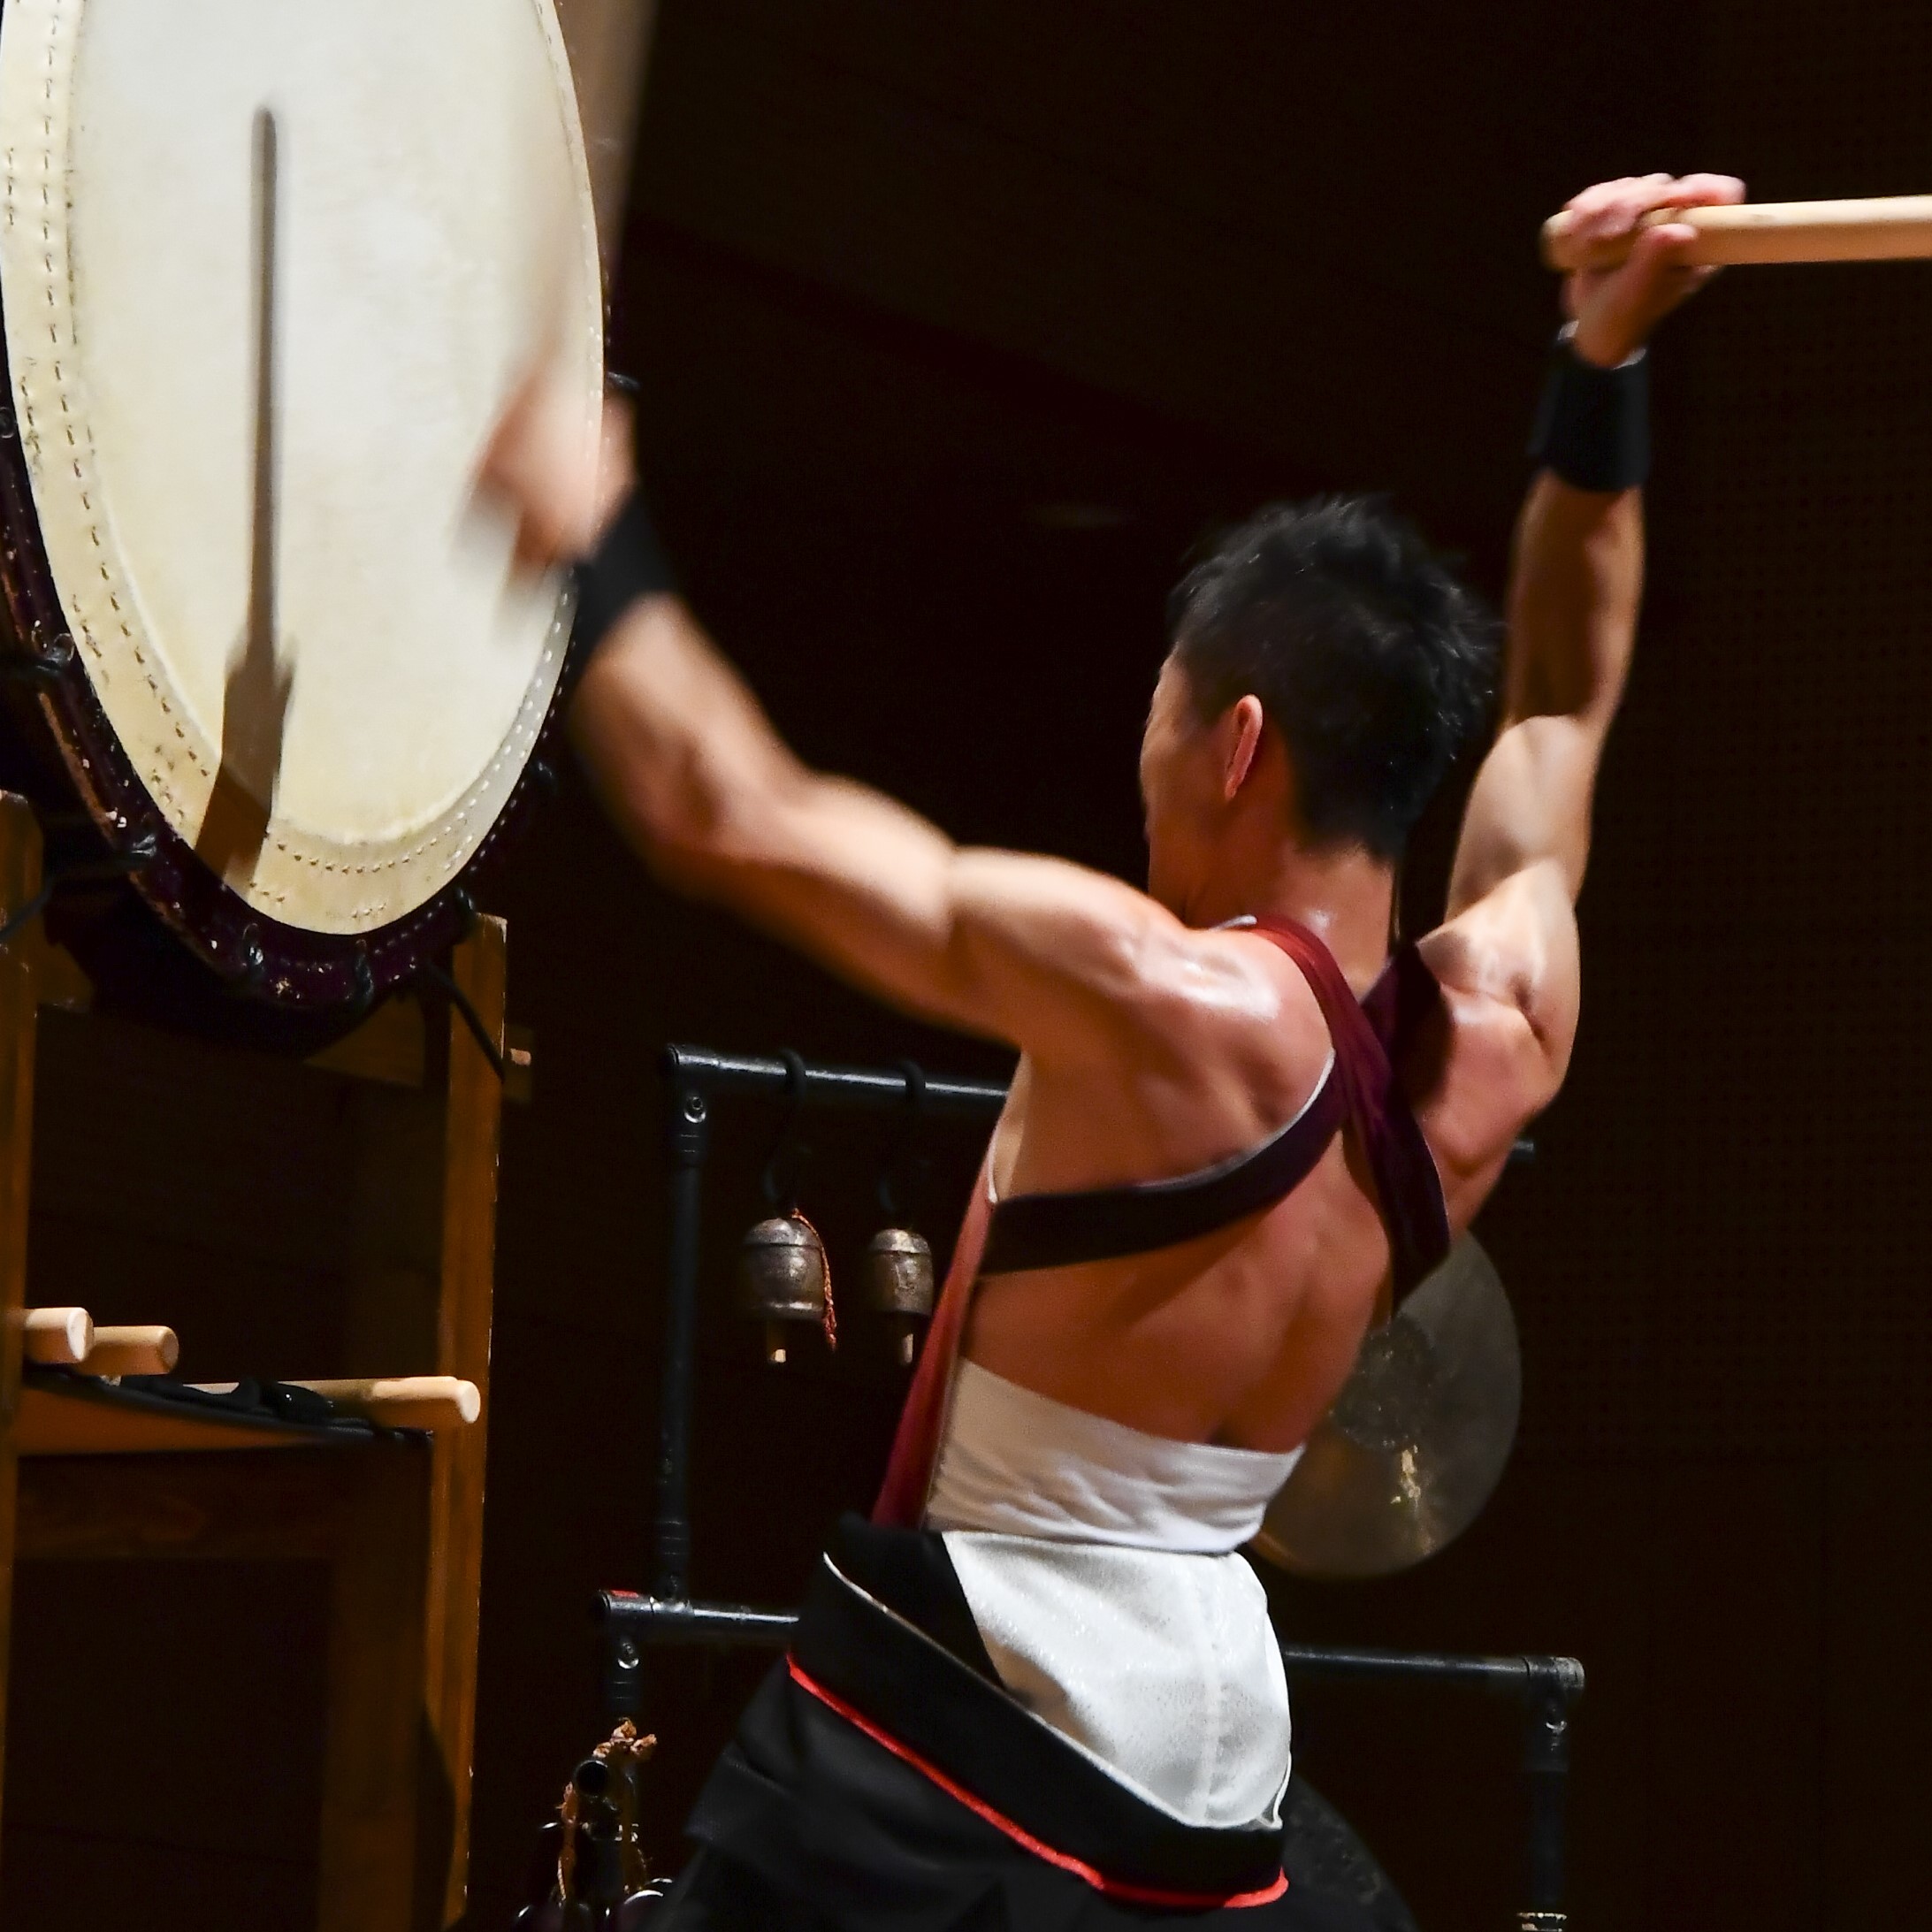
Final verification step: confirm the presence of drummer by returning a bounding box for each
[485,170,1739,1928]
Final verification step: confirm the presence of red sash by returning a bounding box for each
[871,1148,994,1528]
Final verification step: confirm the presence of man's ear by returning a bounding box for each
[1221,696,1266,802]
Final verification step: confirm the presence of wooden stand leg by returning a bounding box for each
[0,796,40,1828]
[318,1440,433,1932]
[325,916,506,1928]
[425,918,506,1926]
[1,887,507,1925]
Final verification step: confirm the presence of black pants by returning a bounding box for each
[661,1779,1418,1932]
[676,1526,1418,1932]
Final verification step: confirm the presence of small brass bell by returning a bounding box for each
[864,1227,935,1366]
[738,1213,828,1365]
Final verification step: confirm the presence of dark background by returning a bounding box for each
[11,3,1932,1928]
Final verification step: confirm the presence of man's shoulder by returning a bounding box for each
[1159,927,1336,1114]
[1035,917,1334,1121]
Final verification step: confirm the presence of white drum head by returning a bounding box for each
[0,0,602,935]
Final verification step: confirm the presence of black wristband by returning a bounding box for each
[1527,327,1651,493]
[570,487,676,659]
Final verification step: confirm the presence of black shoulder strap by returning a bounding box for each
[978,1058,1347,1277]
[976,924,1451,1287]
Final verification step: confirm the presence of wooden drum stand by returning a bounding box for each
[0,792,514,1929]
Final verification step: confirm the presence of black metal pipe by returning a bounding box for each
[662,1044,1007,1119]
[1520,1659,1583,1925]
[1280,1644,1582,1699]
[598,1592,1584,1704]
[654,1083,709,1600]
[600,1592,796,1649]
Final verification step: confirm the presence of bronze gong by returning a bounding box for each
[1251,1235,1522,1579]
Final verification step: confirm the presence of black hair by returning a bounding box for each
[1167,496,1497,863]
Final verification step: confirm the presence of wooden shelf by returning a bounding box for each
[15,1368,393,1458]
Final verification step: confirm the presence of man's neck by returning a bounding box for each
[1189,845,1396,991]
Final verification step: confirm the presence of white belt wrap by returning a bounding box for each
[927,1363,1304,1829]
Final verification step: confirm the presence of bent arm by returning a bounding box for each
[1446,474,1642,918]
[569,596,1203,1055]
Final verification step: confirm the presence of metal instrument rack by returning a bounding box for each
[599,1043,1585,1929]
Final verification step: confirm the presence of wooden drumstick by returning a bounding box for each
[287,1376,482,1431]
[23,1306,95,1365]
[81,1325,179,1377]
[1542,195,1932,272]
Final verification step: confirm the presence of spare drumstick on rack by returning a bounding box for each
[1541,194,1932,272]
[185,1375,482,1431]
[81,1325,180,1377]
[293,1377,480,1430]
[23,1306,95,1365]
[23,1309,181,1374]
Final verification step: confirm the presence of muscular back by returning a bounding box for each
[966,871,1570,1454]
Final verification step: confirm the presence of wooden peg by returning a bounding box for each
[80,1325,179,1377]
[286,1376,481,1431]
[23,1306,94,1365]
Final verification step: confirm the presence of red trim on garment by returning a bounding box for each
[872,1149,991,1527]
[786,1655,1289,1912]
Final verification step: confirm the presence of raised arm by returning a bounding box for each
[568,594,1210,1053]
[477,379,1251,1063]
[1446,470,1642,914]
[1429,172,1744,1085]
